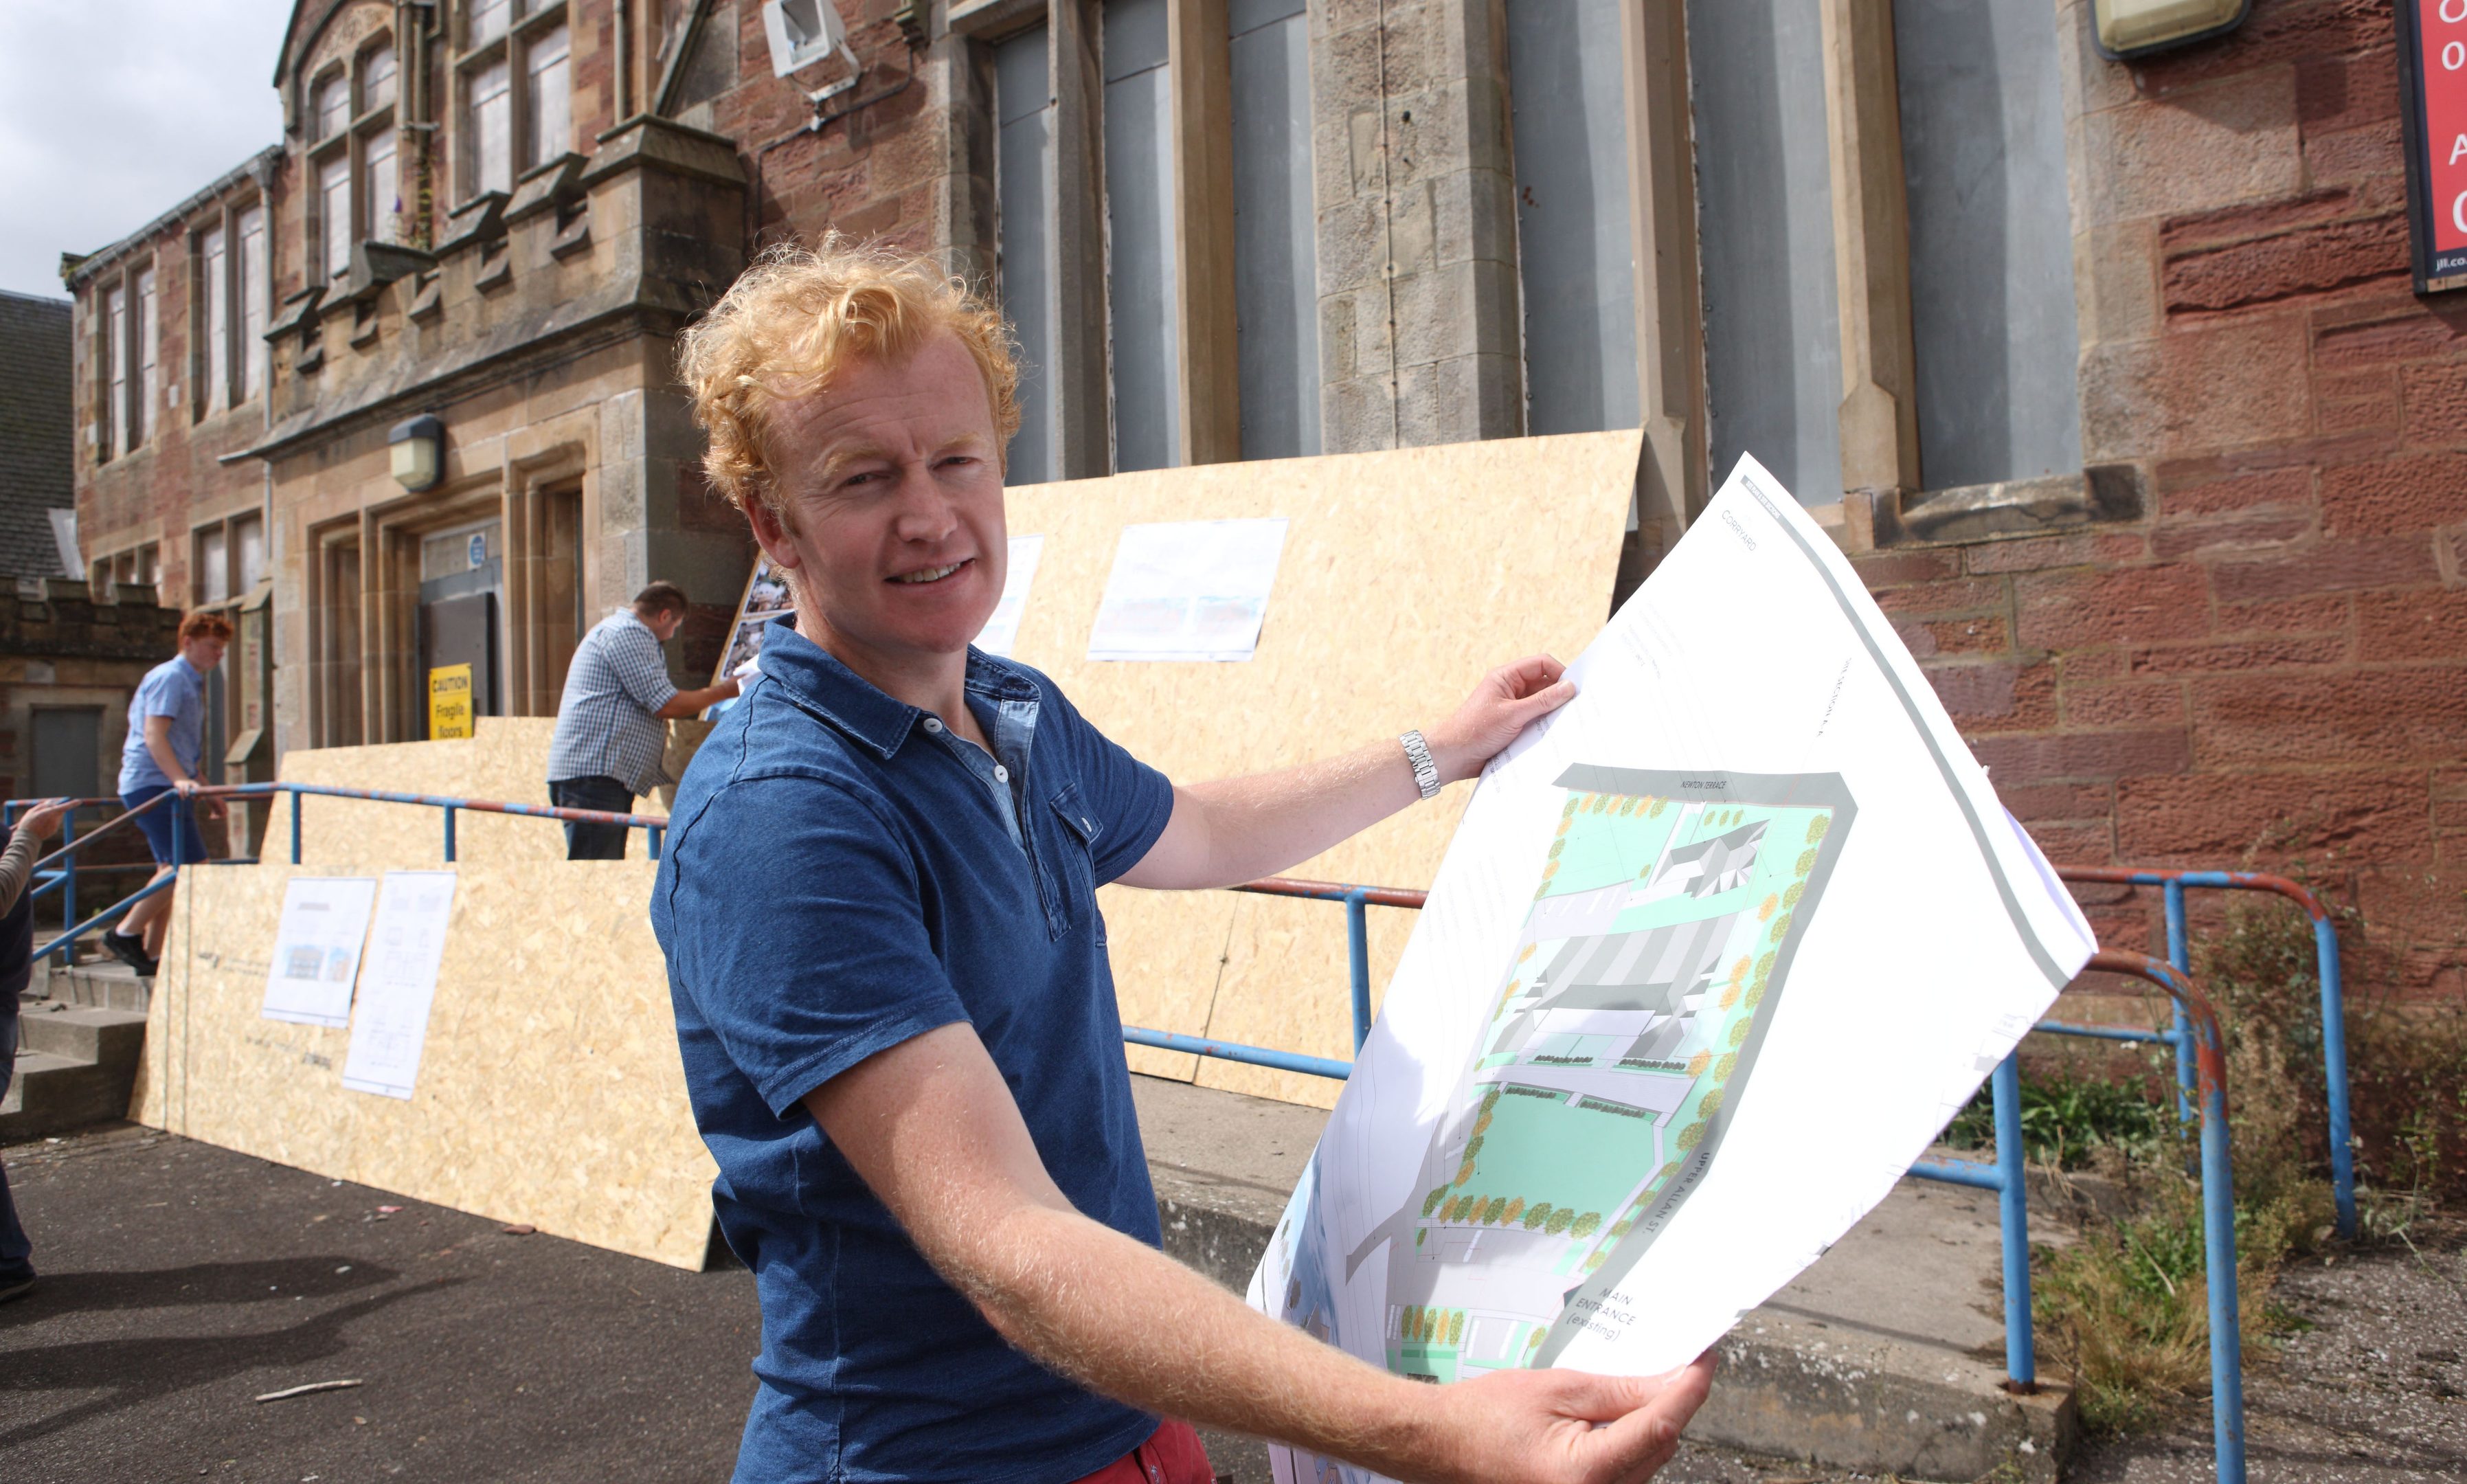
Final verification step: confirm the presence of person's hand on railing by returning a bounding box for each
[172,776,227,818]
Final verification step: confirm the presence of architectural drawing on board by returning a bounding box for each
[1271,765,1854,1422]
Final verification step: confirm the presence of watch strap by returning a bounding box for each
[1400,730,1441,800]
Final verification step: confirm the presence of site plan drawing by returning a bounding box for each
[1250,456,2095,1484]
[260,875,379,1028]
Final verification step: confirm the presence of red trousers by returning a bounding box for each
[1070,1419,1216,1484]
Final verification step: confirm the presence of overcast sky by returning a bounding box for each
[0,0,293,301]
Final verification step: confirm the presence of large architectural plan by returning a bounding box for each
[1250,458,2095,1483]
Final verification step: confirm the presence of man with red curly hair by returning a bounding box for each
[100,609,232,977]
[653,239,1713,1484]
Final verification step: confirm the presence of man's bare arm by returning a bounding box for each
[1116,656,1576,892]
[804,1022,1713,1484]
[657,678,741,720]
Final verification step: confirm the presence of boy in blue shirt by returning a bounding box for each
[100,609,230,977]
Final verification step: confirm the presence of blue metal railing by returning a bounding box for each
[2066,866,2354,1237]
[1171,878,2255,1484]
[17,782,670,967]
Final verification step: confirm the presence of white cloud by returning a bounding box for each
[0,0,292,300]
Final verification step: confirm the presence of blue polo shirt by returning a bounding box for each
[651,619,1178,1484]
[117,653,207,792]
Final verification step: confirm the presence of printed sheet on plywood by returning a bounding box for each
[1247,457,2097,1484]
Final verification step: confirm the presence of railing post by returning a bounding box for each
[2195,1024,2247,1483]
[1345,890,1373,1052]
[60,808,76,938]
[443,805,458,864]
[2312,914,2356,1237]
[1991,1051,2036,1389]
[646,824,664,860]
[2164,881,2195,1125]
[290,787,303,865]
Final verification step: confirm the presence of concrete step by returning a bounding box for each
[19,1002,148,1068]
[3,999,149,1143]
[1129,1073,2075,1484]
[43,958,152,1012]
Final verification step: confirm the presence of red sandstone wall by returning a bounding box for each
[1864,0,2466,995]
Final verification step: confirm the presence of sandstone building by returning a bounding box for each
[62,0,2467,987]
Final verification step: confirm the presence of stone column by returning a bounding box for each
[1311,0,1523,453]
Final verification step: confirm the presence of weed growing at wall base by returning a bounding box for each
[1950,876,2466,1435]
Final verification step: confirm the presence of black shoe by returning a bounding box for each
[100,930,149,974]
[0,1273,33,1305]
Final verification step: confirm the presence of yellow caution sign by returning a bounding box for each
[428,663,474,740]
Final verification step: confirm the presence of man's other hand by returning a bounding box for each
[1418,1353,1715,1484]
[1424,655,1577,785]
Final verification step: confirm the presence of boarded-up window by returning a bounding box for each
[201,225,229,413]
[365,41,398,111]
[1687,0,1842,505]
[1893,0,2082,489]
[1104,0,1180,472]
[472,0,511,46]
[320,154,354,278]
[1508,0,1641,437]
[527,25,572,169]
[238,206,268,400]
[368,131,400,243]
[471,58,513,195]
[1229,0,1319,460]
[995,27,1055,485]
[234,514,267,593]
[197,525,229,605]
[104,284,127,458]
[315,71,350,141]
[135,269,157,446]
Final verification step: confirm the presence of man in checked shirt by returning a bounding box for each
[545,581,743,859]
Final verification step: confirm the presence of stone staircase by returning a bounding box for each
[4,934,152,1144]
[3,994,149,1143]
[32,945,153,1012]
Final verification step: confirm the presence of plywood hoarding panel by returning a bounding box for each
[133,862,716,1270]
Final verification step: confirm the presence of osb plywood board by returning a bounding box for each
[1007,433,1640,1101]
[278,719,611,868]
[132,862,717,1269]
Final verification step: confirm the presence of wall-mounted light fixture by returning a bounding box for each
[389,414,445,493]
[763,0,860,87]
[2092,0,2252,60]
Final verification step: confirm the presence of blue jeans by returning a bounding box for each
[1,991,28,1279]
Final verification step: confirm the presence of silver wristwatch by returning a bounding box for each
[1399,730,1441,800]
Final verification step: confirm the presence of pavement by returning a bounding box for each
[4,1099,2463,1483]
[0,1123,761,1483]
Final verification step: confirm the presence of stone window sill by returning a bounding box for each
[1812,466,2143,551]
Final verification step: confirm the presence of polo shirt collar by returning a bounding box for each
[758,618,1043,761]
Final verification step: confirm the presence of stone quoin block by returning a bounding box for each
[2318,451,2467,536]
[1968,728,2194,787]
[2117,769,2435,866]
[2129,633,2352,674]
[2208,535,2443,601]
[2355,588,2467,664]
[2188,669,2467,767]
[2016,563,2212,650]
[2157,464,2314,517]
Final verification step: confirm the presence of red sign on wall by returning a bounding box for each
[2400,0,2467,291]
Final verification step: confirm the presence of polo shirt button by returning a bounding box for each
[922,717,944,734]
[993,765,1010,783]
